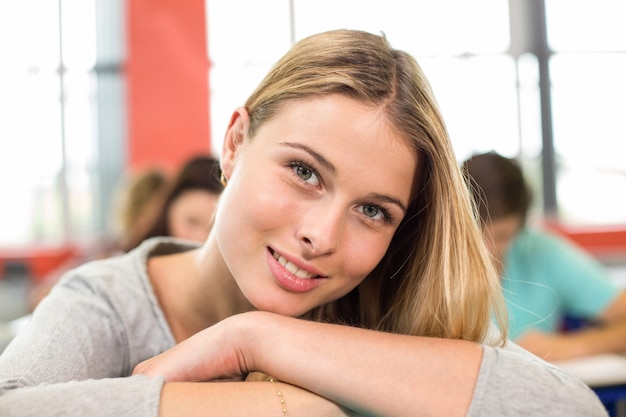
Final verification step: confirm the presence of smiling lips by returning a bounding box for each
[272,250,319,279]
[267,248,327,294]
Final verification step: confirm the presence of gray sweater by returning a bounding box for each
[0,238,608,416]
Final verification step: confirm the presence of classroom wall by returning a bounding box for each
[126,0,211,172]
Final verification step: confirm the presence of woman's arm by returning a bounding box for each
[0,281,166,417]
[135,311,607,417]
[159,380,357,417]
[250,314,482,417]
[0,298,356,417]
[135,312,480,416]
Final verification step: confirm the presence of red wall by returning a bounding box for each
[543,221,626,261]
[126,0,211,172]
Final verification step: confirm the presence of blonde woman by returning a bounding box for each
[0,30,604,417]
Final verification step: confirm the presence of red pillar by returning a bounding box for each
[126,0,211,172]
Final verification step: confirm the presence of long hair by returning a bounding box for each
[245,30,507,345]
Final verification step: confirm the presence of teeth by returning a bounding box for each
[273,252,317,279]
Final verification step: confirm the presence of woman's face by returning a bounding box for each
[168,189,219,243]
[216,94,418,317]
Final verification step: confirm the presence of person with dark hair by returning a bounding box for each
[122,155,224,252]
[0,31,605,417]
[463,151,626,362]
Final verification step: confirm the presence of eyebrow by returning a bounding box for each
[281,142,336,174]
[281,142,408,214]
[365,193,407,214]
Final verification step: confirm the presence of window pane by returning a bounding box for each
[206,0,292,155]
[207,0,511,155]
[0,1,98,248]
[293,0,510,55]
[0,71,64,246]
[515,54,544,219]
[516,53,543,157]
[64,71,99,239]
[62,0,97,71]
[0,1,60,70]
[551,53,626,224]
[0,1,63,246]
[419,55,520,161]
[546,0,626,52]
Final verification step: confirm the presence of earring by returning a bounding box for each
[220,172,228,187]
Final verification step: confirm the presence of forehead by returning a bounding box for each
[257,94,413,148]
[251,94,418,201]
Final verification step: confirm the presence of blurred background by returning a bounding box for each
[0,0,625,324]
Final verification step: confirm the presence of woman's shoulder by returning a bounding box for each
[48,237,200,333]
[57,237,200,291]
[54,245,143,296]
[34,238,200,361]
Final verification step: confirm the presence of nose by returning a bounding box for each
[297,198,345,257]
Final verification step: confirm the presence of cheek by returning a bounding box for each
[229,178,296,229]
[341,232,392,284]
[168,216,195,241]
[215,177,294,254]
[167,209,184,236]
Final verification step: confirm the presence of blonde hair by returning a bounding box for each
[245,29,507,345]
[114,169,169,251]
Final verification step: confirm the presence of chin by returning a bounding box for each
[253,300,309,318]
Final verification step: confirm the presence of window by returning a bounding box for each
[207,0,626,226]
[0,1,73,247]
[207,0,518,160]
[2,0,624,249]
[546,0,626,225]
[0,0,125,248]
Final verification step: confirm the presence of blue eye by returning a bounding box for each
[295,165,313,181]
[291,162,320,186]
[363,205,380,218]
[359,204,394,224]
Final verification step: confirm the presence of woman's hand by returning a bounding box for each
[134,313,367,417]
[133,313,256,382]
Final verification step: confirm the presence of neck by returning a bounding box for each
[148,236,254,342]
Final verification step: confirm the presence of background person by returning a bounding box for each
[462,151,626,361]
[113,168,171,253]
[121,154,224,252]
[0,30,605,417]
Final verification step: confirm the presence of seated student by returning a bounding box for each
[463,151,626,361]
[121,154,224,252]
[0,30,605,417]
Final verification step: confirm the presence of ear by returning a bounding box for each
[220,107,250,181]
